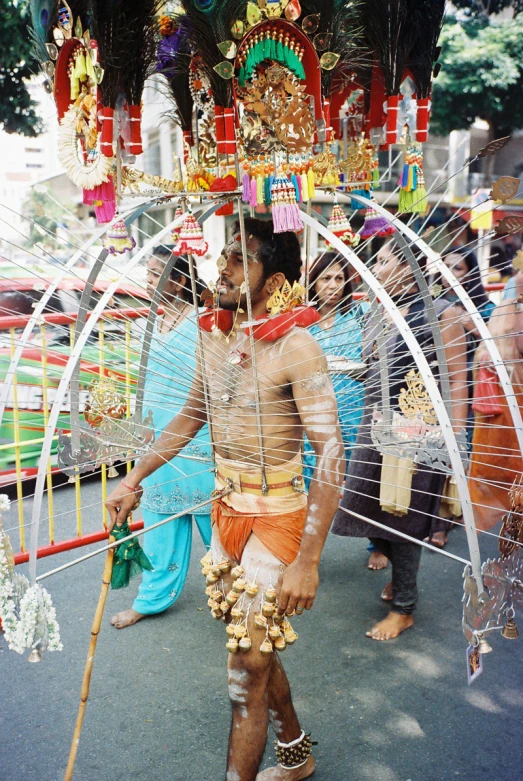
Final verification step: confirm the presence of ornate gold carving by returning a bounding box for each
[121,166,183,195]
[84,377,126,429]
[240,66,315,154]
[490,176,520,204]
[496,215,523,236]
[499,477,523,560]
[477,136,510,158]
[266,279,305,316]
[398,369,438,425]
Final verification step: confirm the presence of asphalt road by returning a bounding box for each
[1,480,522,781]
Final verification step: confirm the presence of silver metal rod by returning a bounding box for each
[236,199,268,492]
[35,491,230,583]
[337,505,471,566]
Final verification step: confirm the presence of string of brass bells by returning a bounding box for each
[201,551,299,655]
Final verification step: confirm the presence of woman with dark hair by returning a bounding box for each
[332,240,468,639]
[304,250,371,525]
[110,246,213,628]
[427,247,496,548]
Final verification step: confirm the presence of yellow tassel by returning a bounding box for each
[439,476,462,518]
[307,168,315,198]
[379,453,416,516]
[300,173,309,202]
[256,174,264,205]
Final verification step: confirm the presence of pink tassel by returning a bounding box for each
[242,173,251,202]
[250,177,257,207]
[95,200,116,223]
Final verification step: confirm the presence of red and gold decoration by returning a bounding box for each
[30,0,445,235]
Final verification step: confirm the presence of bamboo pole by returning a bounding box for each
[64,536,115,781]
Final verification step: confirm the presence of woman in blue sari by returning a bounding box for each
[304,252,386,570]
[111,249,213,628]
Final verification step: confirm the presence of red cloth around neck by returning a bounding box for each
[199,306,320,341]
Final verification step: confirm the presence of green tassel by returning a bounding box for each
[110,520,153,590]
[264,176,272,205]
[412,187,428,213]
[238,66,245,87]
[372,166,380,187]
[276,40,284,61]
[295,59,306,81]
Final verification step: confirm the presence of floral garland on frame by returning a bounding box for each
[0,496,62,656]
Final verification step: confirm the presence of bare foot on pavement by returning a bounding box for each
[110,608,145,628]
[367,551,388,570]
[366,612,414,640]
[381,581,393,601]
[256,756,315,780]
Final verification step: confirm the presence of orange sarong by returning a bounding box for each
[211,500,307,567]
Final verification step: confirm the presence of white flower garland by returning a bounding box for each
[0,496,62,655]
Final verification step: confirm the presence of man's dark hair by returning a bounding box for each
[151,245,205,302]
[233,218,302,284]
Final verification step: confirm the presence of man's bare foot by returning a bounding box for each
[367,551,388,570]
[381,581,393,601]
[110,608,146,629]
[366,612,414,641]
[256,755,315,780]
[429,531,448,549]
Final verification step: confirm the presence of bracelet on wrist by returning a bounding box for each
[121,479,141,493]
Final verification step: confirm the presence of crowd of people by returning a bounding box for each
[105,220,522,781]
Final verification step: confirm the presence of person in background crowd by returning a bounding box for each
[332,240,468,640]
[428,247,496,548]
[304,253,386,569]
[469,270,523,530]
[110,247,213,628]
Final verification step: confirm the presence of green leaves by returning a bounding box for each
[432,15,523,137]
[0,0,43,136]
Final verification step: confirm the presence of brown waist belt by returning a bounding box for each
[216,464,304,496]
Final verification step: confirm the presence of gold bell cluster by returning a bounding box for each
[201,552,299,655]
[275,732,314,769]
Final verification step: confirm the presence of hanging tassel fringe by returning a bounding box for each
[359,203,396,240]
[270,175,304,234]
[398,145,428,214]
[102,218,136,255]
[327,203,360,247]
[174,212,208,256]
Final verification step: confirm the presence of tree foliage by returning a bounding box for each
[21,188,71,251]
[452,0,522,16]
[0,0,43,136]
[431,15,523,138]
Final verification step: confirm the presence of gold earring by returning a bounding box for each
[266,279,305,316]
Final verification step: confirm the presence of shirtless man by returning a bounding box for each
[106,218,345,781]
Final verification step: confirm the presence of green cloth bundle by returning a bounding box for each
[110,521,153,589]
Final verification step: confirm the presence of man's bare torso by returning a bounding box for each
[201,328,305,467]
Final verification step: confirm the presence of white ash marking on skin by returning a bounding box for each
[299,369,331,392]
[307,424,338,435]
[226,770,241,781]
[301,400,333,413]
[302,413,337,426]
[269,708,284,736]
[228,679,248,719]
[229,668,249,684]
[304,504,321,536]
[317,437,344,483]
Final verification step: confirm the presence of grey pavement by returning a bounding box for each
[1,479,523,781]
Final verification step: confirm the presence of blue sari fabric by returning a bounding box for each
[134,314,213,615]
[303,306,367,487]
